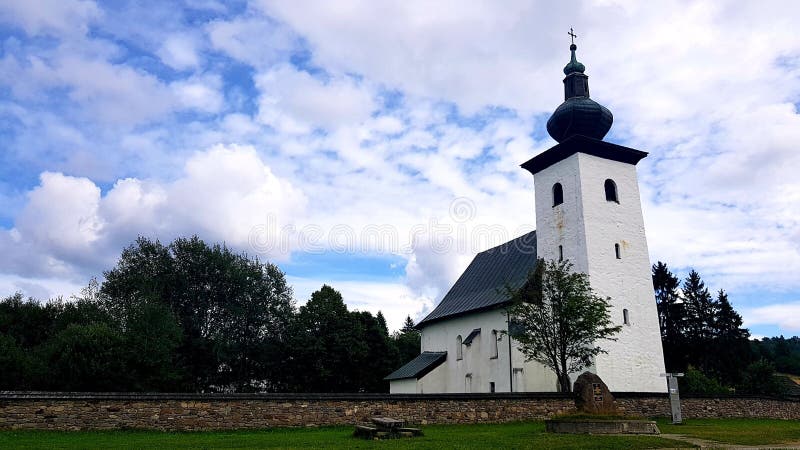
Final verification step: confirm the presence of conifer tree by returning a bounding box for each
[652,262,685,371]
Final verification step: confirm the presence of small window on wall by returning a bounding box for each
[489,382,496,393]
[558,245,564,261]
[490,330,499,359]
[552,183,564,207]
[605,179,618,203]
[615,243,621,259]
[456,335,463,360]
[623,309,630,325]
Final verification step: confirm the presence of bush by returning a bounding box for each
[679,367,730,395]
[737,359,786,396]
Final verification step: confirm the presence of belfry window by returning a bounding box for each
[552,183,564,207]
[604,179,618,203]
[623,308,630,325]
[615,243,621,259]
[456,335,463,360]
[558,245,564,261]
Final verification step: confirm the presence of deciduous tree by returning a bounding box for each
[506,258,622,392]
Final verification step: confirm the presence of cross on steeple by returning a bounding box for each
[568,27,577,45]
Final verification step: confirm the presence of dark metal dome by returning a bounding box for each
[547,44,613,143]
[547,97,613,142]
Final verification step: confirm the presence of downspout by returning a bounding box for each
[507,312,513,392]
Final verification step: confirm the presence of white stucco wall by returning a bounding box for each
[533,151,667,393]
[414,309,557,393]
[388,378,418,394]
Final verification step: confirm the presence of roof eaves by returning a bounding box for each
[384,351,447,381]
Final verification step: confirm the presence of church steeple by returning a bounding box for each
[546,37,613,143]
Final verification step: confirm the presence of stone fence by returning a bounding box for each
[0,391,797,431]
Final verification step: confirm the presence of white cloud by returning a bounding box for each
[0,144,307,284]
[255,65,377,132]
[17,172,104,255]
[0,0,101,37]
[158,33,202,70]
[207,16,297,68]
[171,74,225,113]
[743,302,800,332]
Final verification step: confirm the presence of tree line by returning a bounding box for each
[653,261,797,395]
[0,236,421,393]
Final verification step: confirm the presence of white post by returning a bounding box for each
[660,372,684,424]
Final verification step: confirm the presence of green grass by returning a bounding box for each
[659,418,800,446]
[0,421,692,449]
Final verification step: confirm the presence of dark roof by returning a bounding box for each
[520,134,647,176]
[384,352,447,381]
[416,231,537,328]
[462,328,481,346]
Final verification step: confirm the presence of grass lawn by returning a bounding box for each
[0,421,692,449]
[659,417,800,446]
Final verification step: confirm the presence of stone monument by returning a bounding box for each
[573,371,617,415]
[545,372,660,435]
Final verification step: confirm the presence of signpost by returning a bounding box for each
[660,372,684,424]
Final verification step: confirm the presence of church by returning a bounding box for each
[385,42,667,394]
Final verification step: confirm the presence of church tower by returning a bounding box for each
[521,42,667,392]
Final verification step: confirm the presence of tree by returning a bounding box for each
[738,359,785,396]
[393,315,421,366]
[506,258,622,392]
[652,262,686,371]
[287,285,365,392]
[100,236,294,392]
[681,270,717,372]
[43,323,127,391]
[709,289,751,384]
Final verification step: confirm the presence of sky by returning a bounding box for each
[0,0,799,336]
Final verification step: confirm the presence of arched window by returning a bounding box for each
[615,243,621,259]
[604,179,618,203]
[623,308,630,325]
[558,245,564,261]
[490,330,499,359]
[552,183,563,207]
[456,335,463,360]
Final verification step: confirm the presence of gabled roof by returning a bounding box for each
[462,328,481,346]
[416,231,537,328]
[384,351,447,381]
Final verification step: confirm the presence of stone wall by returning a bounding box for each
[0,392,797,431]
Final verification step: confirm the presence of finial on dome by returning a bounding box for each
[563,29,585,75]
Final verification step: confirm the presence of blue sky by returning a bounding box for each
[0,0,799,335]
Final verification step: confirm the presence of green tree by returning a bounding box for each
[652,262,686,371]
[737,359,785,396]
[681,270,717,372]
[709,289,751,384]
[393,315,421,366]
[100,236,294,392]
[43,323,127,391]
[506,258,622,392]
[0,333,33,389]
[287,285,364,392]
[351,310,398,392]
[679,367,729,395]
[0,293,57,348]
[120,301,183,391]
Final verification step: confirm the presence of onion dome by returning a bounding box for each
[563,43,585,75]
[546,44,613,143]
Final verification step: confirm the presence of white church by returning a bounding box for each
[386,43,667,394]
